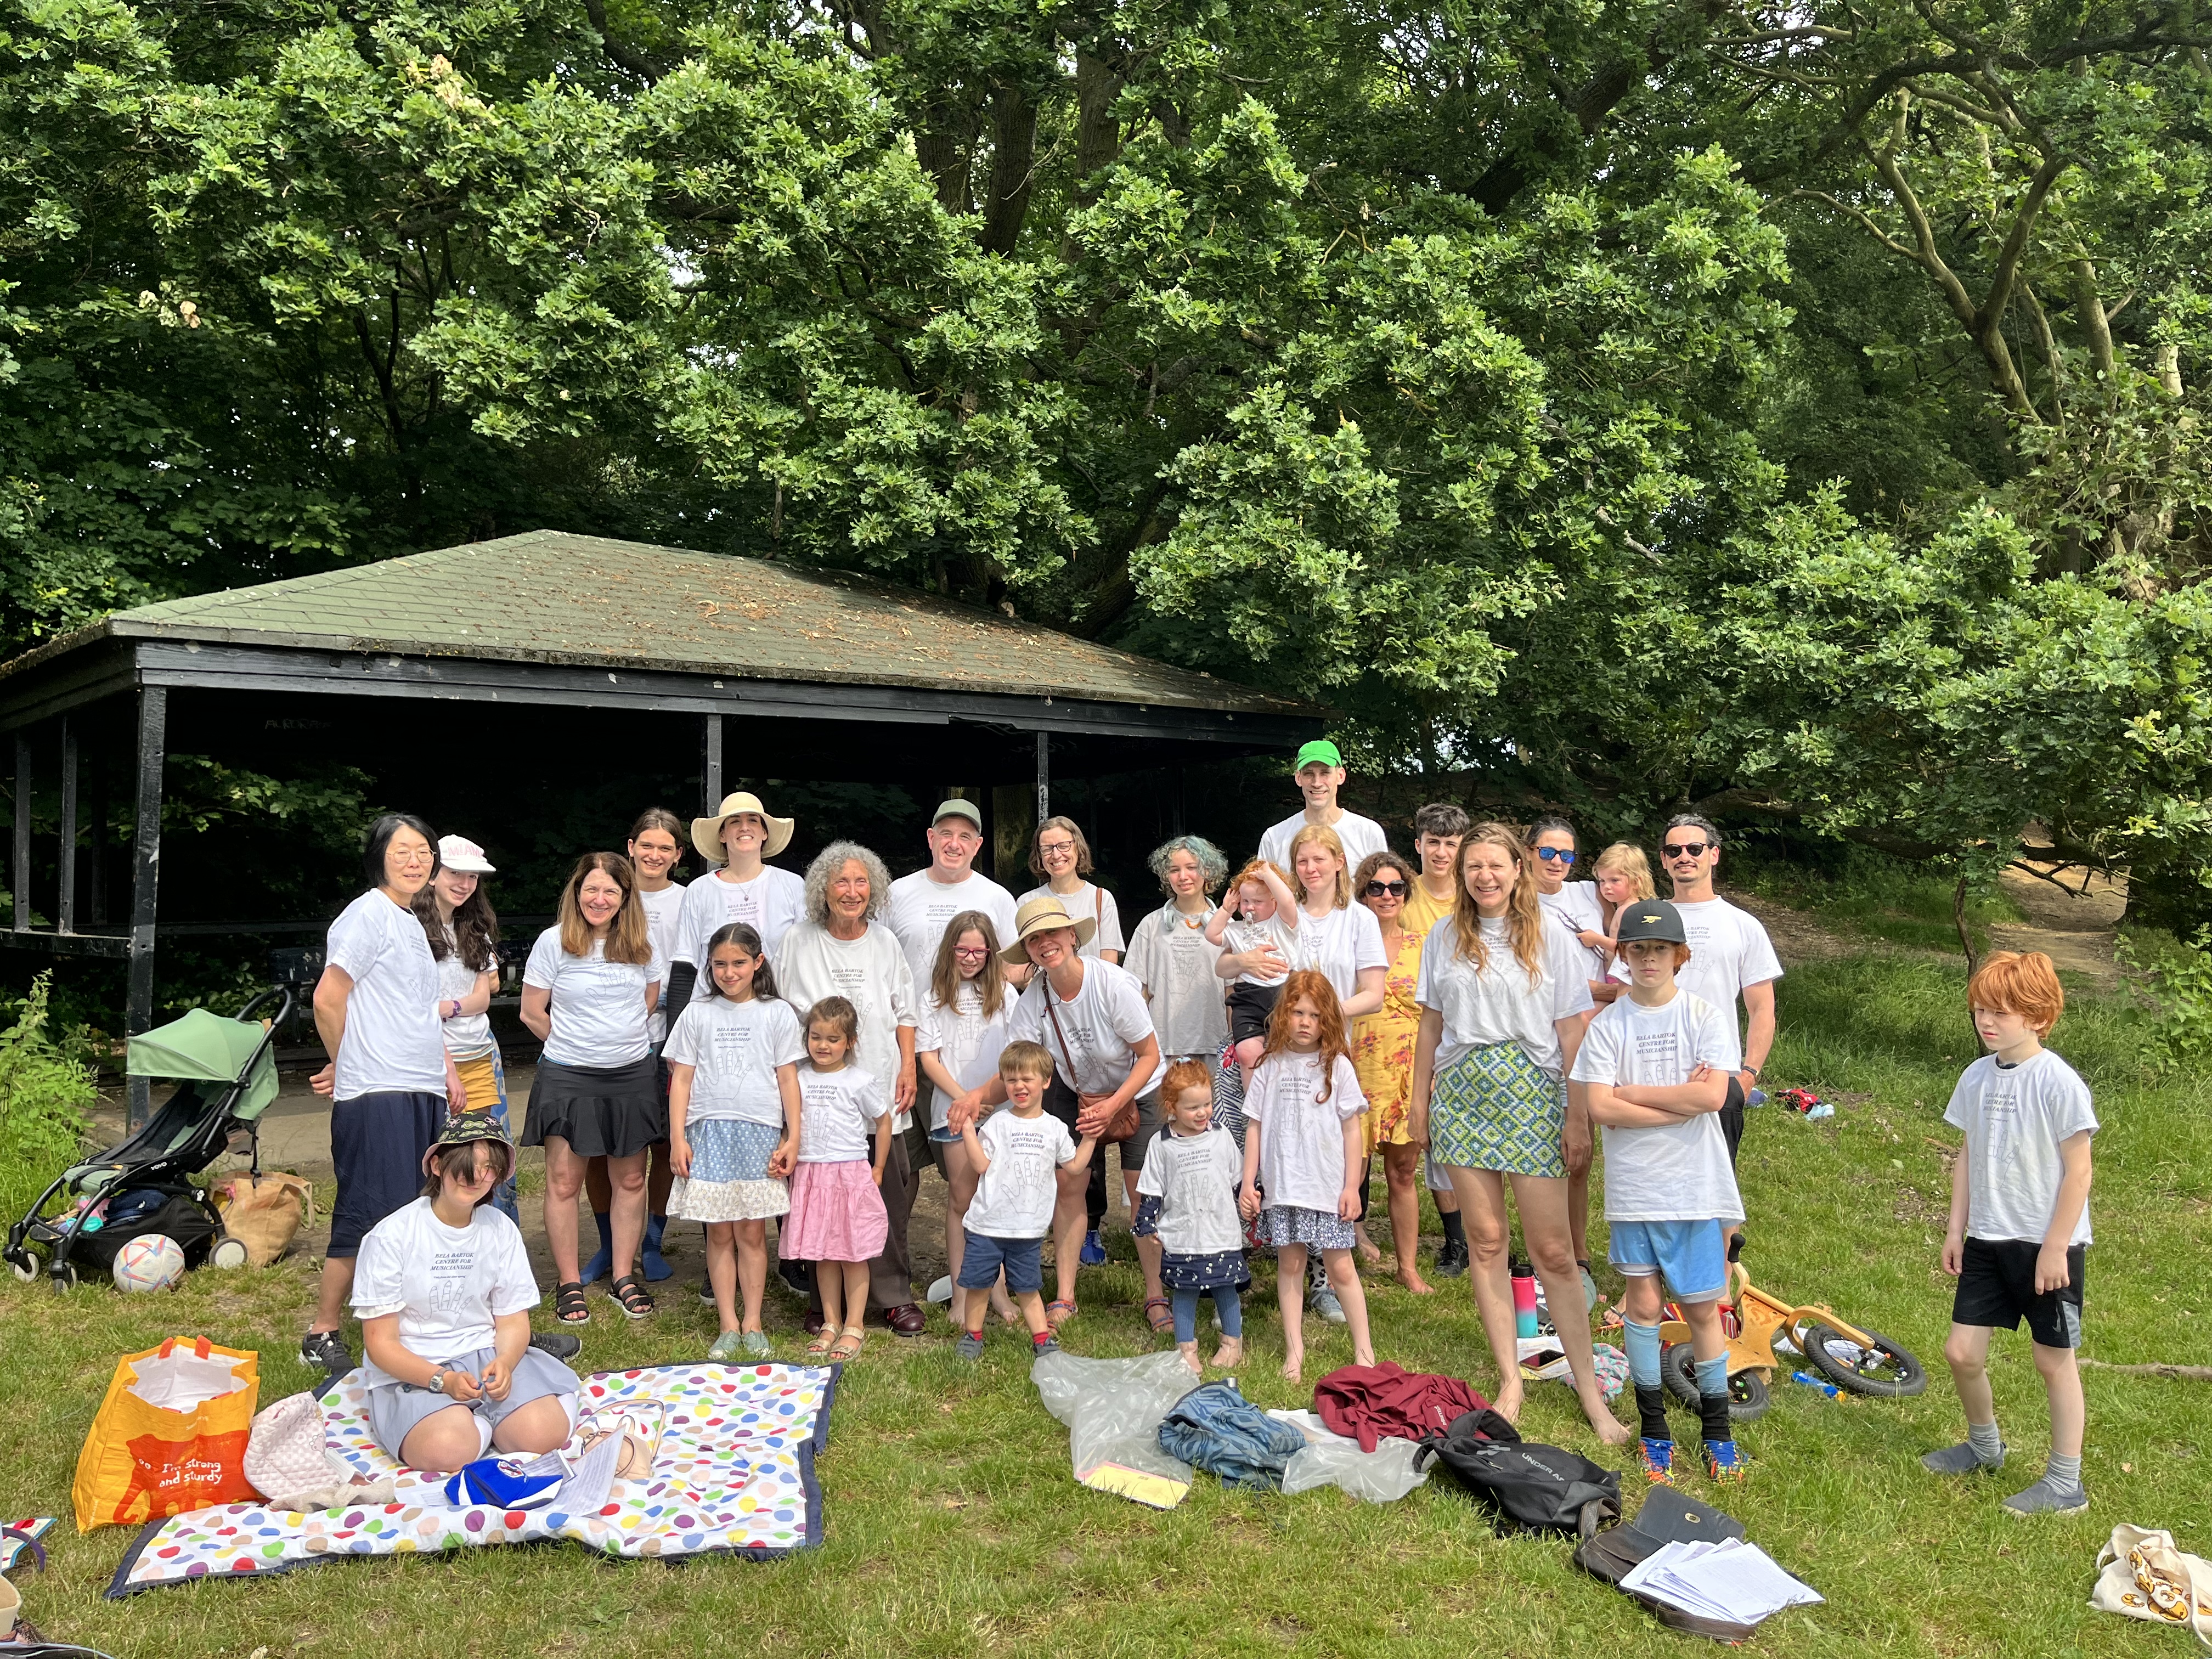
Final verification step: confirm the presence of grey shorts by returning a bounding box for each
[364,1344,580,1461]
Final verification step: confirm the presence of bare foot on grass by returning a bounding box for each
[1491,1375,1525,1424]
[1177,1341,1201,1376]
[1395,1266,1435,1295]
[1580,1391,1633,1447]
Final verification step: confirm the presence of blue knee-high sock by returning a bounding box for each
[1624,1320,1663,1390]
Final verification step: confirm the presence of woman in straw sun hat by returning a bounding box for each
[949,893,1167,1332]
[667,792,805,1014]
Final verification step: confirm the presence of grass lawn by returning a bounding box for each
[5,946,2210,1657]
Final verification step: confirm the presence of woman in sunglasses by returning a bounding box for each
[1350,851,1435,1292]
[1528,814,1607,1305]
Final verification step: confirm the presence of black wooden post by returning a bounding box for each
[11,733,27,934]
[126,688,167,1129]
[702,712,724,814]
[1035,730,1049,823]
[58,716,76,934]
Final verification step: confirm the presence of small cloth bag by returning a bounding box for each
[2090,1524,2212,1647]
[244,1392,342,1510]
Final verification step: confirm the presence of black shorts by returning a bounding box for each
[1226,982,1282,1046]
[1042,1075,1164,1171]
[1953,1236,2086,1348]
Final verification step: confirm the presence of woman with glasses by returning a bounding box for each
[1021,816,1124,965]
[1350,850,1435,1292]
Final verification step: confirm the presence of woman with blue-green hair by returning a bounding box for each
[1123,836,1232,1069]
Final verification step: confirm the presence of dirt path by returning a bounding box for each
[1990,862,2127,987]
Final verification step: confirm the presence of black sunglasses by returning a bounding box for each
[1533,847,1576,864]
[1663,840,1711,859]
[1364,879,1408,897]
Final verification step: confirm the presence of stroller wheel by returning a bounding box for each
[7,1250,39,1284]
[209,1238,249,1270]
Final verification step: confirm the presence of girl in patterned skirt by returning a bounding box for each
[1135,1060,1249,1374]
[665,924,805,1360]
[1238,972,1375,1383]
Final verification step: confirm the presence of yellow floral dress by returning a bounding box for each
[1352,924,1425,1153]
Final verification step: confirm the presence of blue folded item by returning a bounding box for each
[442,1457,566,1511]
[1158,1382,1307,1491]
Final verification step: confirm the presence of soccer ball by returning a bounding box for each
[112,1234,187,1293]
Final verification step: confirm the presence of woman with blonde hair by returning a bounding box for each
[521,853,665,1326]
[1408,823,1623,1443]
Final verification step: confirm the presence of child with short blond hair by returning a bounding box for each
[1924,950,2095,1517]
[955,1041,1097,1360]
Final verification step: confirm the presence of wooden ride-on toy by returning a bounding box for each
[1657,1249,1926,1423]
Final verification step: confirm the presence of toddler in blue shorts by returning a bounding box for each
[955,1041,1096,1359]
[1570,899,1748,1483]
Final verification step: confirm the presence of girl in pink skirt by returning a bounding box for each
[784,996,891,1361]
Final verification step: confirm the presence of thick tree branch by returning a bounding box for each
[979,84,1039,256]
[582,0,664,82]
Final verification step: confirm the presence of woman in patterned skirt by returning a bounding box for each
[1349,850,1431,1293]
[1407,822,1625,1443]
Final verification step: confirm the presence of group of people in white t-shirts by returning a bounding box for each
[300,749,1785,1456]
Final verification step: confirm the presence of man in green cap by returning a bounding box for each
[1257,740,1388,873]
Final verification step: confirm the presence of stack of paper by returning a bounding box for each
[1619,1538,1824,1626]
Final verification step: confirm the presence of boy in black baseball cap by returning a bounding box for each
[1569,898,1751,1483]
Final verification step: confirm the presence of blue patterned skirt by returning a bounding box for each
[1161,1247,1249,1291]
[1259,1204,1357,1252]
[667,1118,790,1222]
[1429,1042,1567,1179]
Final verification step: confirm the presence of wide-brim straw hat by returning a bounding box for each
[1001,893,1098,964]
[691,792,795,863]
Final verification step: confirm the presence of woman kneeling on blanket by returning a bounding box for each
[353,1118,582,1472]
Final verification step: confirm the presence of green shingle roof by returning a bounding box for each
[10,531,1313,716]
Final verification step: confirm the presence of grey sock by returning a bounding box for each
[2003,1472,2090,1516]
[1922,1423,2006,1475]
[2045,1451,2083,1488]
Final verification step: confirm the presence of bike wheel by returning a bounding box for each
[1660,1343,1770,1421]
[1802,1322,1927,1397]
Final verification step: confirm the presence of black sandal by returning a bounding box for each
[554,1280,590,1325]
[608,1273,656,1321]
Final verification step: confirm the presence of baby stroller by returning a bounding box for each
[4,986,292,1289]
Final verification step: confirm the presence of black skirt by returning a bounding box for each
[524,1057,665,1158]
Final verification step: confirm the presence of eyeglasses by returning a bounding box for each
[1363,879,1408,897]
[1037,839,1076,856]
[1662,841,1711,860]
[952,946,990,960]
[1533,847,1576,865]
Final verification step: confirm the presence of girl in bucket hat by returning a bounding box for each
[351,1115,582,1472]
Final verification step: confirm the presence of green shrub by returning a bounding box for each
[2113,927,2212,1076]
[0,973,95,1217]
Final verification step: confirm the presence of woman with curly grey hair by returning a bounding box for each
[1124,836,1231,1068]
[776,840,927,1336]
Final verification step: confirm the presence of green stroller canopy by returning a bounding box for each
[125,1008,280,1121]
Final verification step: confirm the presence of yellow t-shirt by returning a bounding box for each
[1404,878,1457,939]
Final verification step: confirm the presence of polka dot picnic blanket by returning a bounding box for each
[106,1361,837,1597]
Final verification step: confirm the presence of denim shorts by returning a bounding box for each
[958,1230,1045,1295]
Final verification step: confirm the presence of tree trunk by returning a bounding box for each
[2070,258,2117,401]
[979,85,1038,255]
[1953,873,1979,976]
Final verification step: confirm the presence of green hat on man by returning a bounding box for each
[1293,739,1344,771]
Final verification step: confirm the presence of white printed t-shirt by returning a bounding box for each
[884,868,1020,988]
[351,1198,540,1386]
[1244,1051,1367,1214]
[326,889,447,1099]
[1294,902,1387,1008]
[1123,904,1229,1057]
[1136,1125,1244,1256]
[672,866,807,989]
[1944,1049,2098,1245]
[776,920,919,1131]
[1570,990,1743,1223]
[1610,896,1783,1044]
[917,982,1013,1129]
[1008,958,1165,1100]
[522,928,664,1068]
[636,881,687,1041]
[962,1110,1080,1239]
[427,918,495,1060]
[1414,913,1595,1076]
[1259,810,1388,877]
[795,1064,889,1163]
[663,995,805,1127]
[1539,882,1610,977]
[1221,913,1296,988]
[1017,881,1125,961]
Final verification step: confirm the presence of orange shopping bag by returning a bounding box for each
[72,1336,260,1532]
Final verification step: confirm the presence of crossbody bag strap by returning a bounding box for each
[1042,979,1082,1090]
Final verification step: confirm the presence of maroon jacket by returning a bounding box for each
[1314,1362,1495,1452]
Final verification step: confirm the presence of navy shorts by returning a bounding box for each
[329,1091,445,1257]
[1953,1236,2086,1349]
[959,1230,1045,1296]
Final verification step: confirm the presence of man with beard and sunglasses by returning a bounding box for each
[1654,814,1781,1170]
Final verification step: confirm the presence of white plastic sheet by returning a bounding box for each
[1269,1408,1430,1504]
[1031,1350,1198,1487]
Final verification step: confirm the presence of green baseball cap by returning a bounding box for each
[931,798,983,830]
[1294,739,1344,771]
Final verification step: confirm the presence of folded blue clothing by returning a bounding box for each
[442,1456,565,1511]
[1158,1382,1308,1491]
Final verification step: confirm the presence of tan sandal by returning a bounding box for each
[829,1324,866,1361]
[806,1324,838,1358]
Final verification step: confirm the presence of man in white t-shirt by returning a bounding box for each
[1660,813,1783,1169]
[884,799,1023,990]
[1257,740,1389,875]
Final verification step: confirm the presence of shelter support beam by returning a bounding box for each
[1035,730,1049,823]
[58,716,76,934]
[703,712,724,814]
[127,687,166,1129]
[11,734,26,933]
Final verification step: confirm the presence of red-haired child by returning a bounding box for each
[1925,950,2095,1517]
